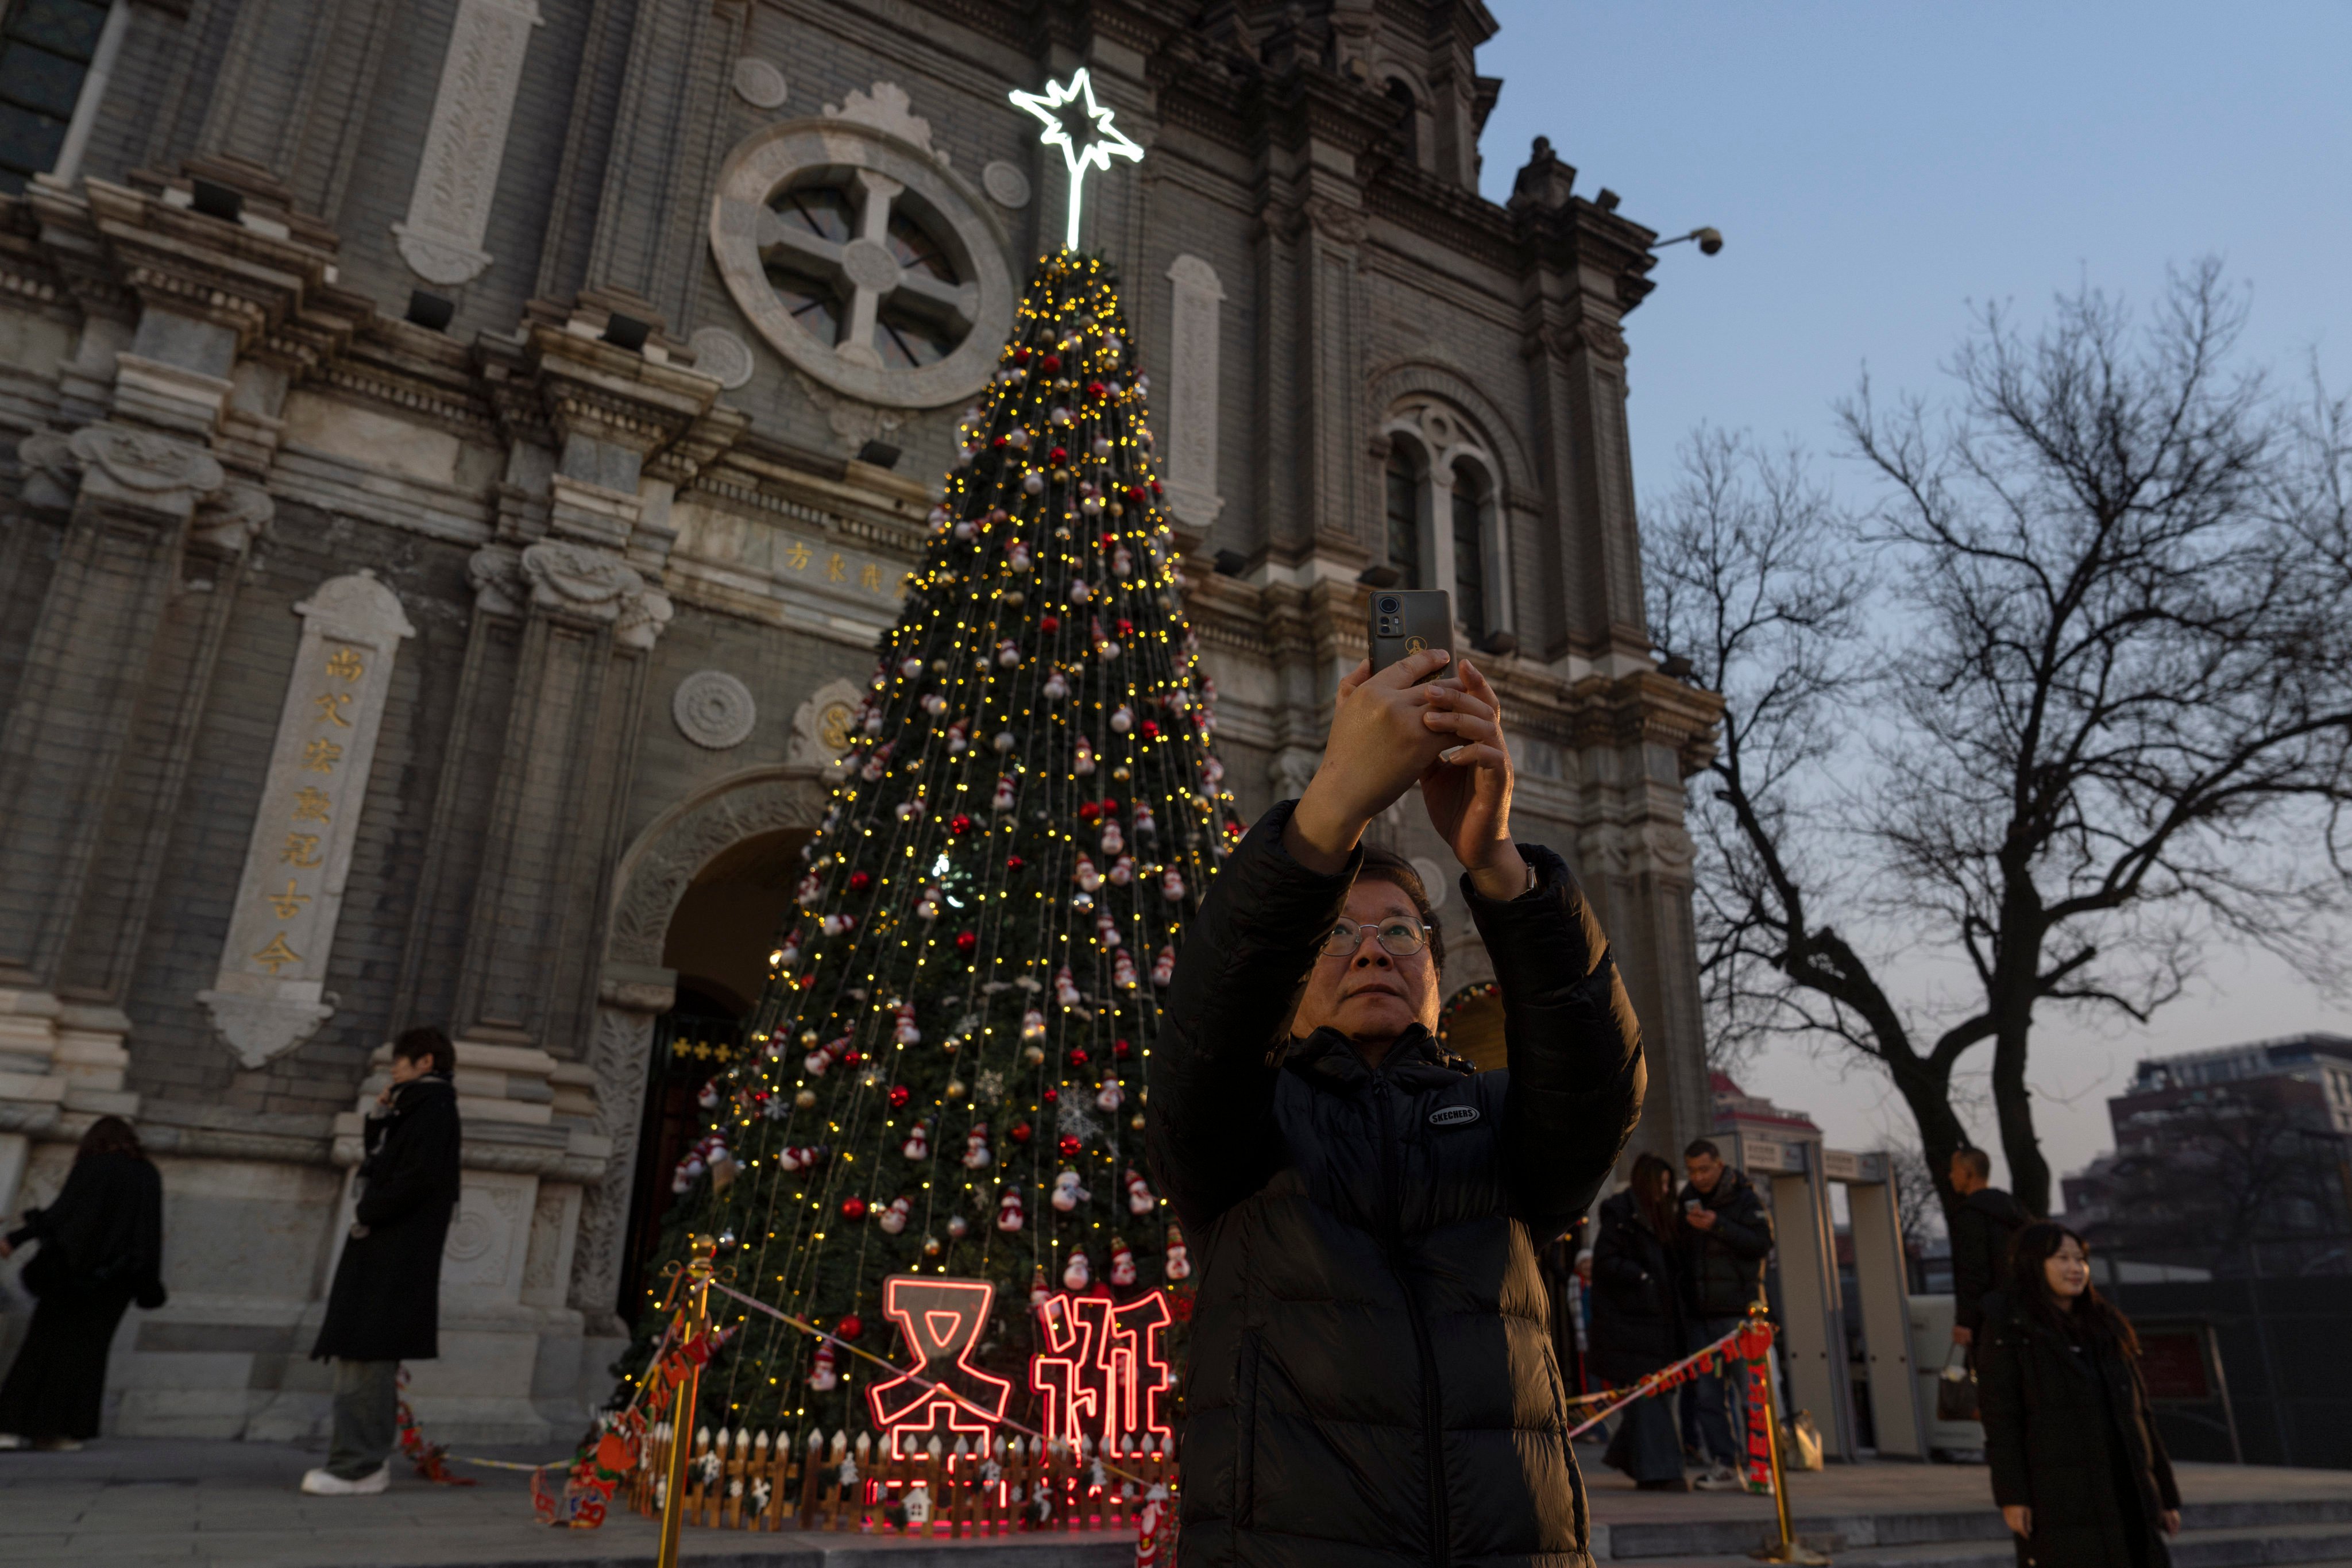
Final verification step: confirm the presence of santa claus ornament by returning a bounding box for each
[1126,1167,1155,1215]
[1108,1236,1137,1288]
[808,1341,839,1391]
[961,1123,992,1169]
[997,1189,1025,1233]
[1164,1223,1192,1282]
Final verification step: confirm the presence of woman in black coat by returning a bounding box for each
[1589,1152,1689,1489]
[1979,1222,2181,1568]
[0,1116,167,1448]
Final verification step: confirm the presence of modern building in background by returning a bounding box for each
[2065,1033,2352,1277]
[0,0,1720,1440]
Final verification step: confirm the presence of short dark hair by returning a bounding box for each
[392,1026,457,1077]
[1683,1138,1723,1162]
[1952,1145,1992,1182]
[1354,844,1444,974]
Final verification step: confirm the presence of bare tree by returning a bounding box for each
[1651,262,2352,1222]
[1886,1145,1947,1262]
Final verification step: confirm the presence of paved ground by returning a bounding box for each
[1,1435,2346,1567]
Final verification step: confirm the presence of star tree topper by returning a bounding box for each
[1009,69,1143,252]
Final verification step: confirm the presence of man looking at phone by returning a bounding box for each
[1677,1140,1772,1490]
[1148,647,1644,1566]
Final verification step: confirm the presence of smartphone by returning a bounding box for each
[1683,1199,1704,1214]
[1368,589,1454,681]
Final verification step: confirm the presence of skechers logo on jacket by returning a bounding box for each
[1428,1104,1480,1127]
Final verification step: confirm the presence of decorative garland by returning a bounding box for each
[393,1366,475,1486]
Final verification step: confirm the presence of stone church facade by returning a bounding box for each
[0,0,1717,1439]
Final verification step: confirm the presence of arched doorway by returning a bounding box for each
[616,828,810,1314]
[573,762,835,1329]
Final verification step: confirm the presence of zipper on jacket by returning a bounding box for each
[1374,1074,1451,1567]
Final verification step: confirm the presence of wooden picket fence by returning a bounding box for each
[626,1424,1177,1536]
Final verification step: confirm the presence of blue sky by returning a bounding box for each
[1476,2,2351,1194]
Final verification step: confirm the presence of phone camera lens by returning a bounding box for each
[1377,596,1399,614]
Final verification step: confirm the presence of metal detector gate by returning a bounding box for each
[1726,1135,1926,1460]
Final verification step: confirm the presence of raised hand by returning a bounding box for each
[1283,649,1456,871]
[1416,658,1523,897]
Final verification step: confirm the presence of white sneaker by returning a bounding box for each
[1693,1463,1743,1491]
[300,1463,390,1495]
[0,1435,23,1451]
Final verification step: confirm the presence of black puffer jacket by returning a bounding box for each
[1587,1191,1684,1385]
[1979,1294,2179,1568]
[313,1074,462,1363]
[1148,800,1644,1567]
[1677,1167,1772,1319]
[1951,1188,2032,1337]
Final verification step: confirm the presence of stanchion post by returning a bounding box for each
[1748,1300,1829,1566]
[656,1234,718,1568]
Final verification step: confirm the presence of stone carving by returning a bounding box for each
[982,159,1031,208]
[1164,254,1227,527]
[466,543,526,616]
[1577,316,1630,364]
[785,677,863,771]
[198,573,416,1068]
[791,370,908,454]
[523,1187,567,1292]
[520,540,673,650]
[442,1177,528,1289]
[708,119,1011,410]
[15,430,78,508]
[191,481,275,554]
[1304,195,1367,246]
[824,80,942,163]
[392,0,546,285]
[1268,746,1319,803]
[569,1004,654,1316]
[671,670,757,750]
[731,56,787,110]
[687,326,755,390]
[68,423,225,500]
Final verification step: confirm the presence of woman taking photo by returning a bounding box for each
[1980,1222,2180,1567]
[0,1116,167,1449]
[1589,1152,1689,1490]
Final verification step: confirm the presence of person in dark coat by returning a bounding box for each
[1590,1154,1690,1490]
[1149,648,1644,1567]
[1677,1139,1772,1488]
[1979,1222,2181,1568]
[0,1116,166,1449]
[302,1026,463,1496]
[1949,1145,2031,1355]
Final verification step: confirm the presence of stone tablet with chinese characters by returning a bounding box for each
[199,573,415,1068]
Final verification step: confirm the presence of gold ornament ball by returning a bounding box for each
[1024,1045,1046,1066]
[945,1079,966,1099]
[1113,766,1131,781]
[1131,1114,1146,1131]
[800,1030,820,1046]
[795,1088,817,1109]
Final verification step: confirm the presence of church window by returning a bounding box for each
[1451,466,1488,640]
[1385,446,1422,588]
[0,0,109,193]
[1384,78,1419,168]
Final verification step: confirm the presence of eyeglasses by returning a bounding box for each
[1317,919,1431,959]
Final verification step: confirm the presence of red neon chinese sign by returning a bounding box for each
[865,1275,1014,1458]
[1030,1289,1174,1453]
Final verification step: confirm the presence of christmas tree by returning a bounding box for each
[634,252,1243,1442]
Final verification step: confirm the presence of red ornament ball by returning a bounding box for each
[837,1313,864,1341]
[1007,854,1025,872]
[848,871,872,893]
[888,1085,911,1109]
[1041,352,1062,373]
[1010,1121,1033,1144]
[1077,801,1102,822]
[841,1196,868,1221]
[991,434,1008,449]
[1114,1038,1133,1060]
[1126,485,1146,504]
[1086,380,1106,399]
[1069,1047,1090,1067]
[1099,532,1118,549]
[1048,446,1067,465]
[1013,347,1031,364]
[1141,721,1160,739]
[1040,613,1060,632]
[1059,1133,1084,1158]
[955,930,978,955]
[1098,797,1119,816]
[1042,1087,1059,1103]
[1150,480,1164,497]
[949,813,974,836]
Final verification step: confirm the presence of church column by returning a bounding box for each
[0,165,354,1184]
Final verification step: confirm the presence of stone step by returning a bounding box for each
[1600,1499,2352,1562]
[1621,1527,2352,1568]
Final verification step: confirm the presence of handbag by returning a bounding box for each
[1936,1342,1980,1422]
